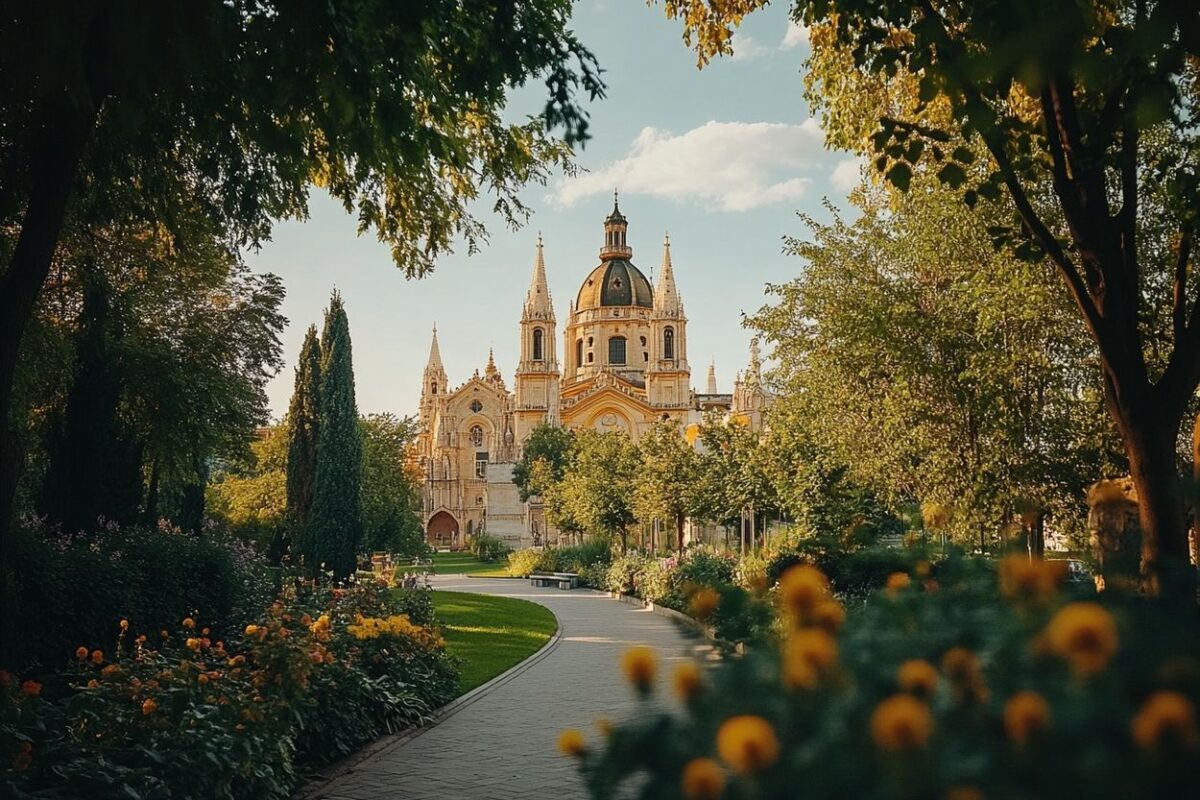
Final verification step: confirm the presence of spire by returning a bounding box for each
[524,233,554,319]
[706,359,718,394]
[600,191,632,260]
[485,347,498,378]
[426,324,444,372]
[653,231,682,314]
[747,337,762,386]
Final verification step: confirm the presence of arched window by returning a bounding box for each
[431,382,437,395]
[575,338,583,369]
[470,425,484,447]
[664,327,675,360]
[532,328,544,361]
[608,336,627,365]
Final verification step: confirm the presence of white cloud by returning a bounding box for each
[780,21,810,50]
[553,120,826,213]
[729,33,768,61]
[830,157,865,192]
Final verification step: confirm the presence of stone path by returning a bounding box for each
[304,576,704,800]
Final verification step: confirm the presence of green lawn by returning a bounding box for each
[432,591,558,694]
[429,551,511,577]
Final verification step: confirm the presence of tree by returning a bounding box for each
[559,429,641,552]
[694,419,778,549]
[663,0,1200,595]
[633,420,701,552]
[206,424,289,546]
[749,178,1121,550]
[359,413,425,557]
[286,326,321,538]
[308,293,363,579]
[512,423,574,501]
[0,0,605,614]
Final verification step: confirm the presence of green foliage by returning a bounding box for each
[470,532,509,563]
[576,561,1200,799]
[309,293,364,579]
[286,326,321,531]
[359,413,424,557]
[512,423,574,501]
[506,548,543,578]
[207,425,290,547]
[765,535,939,604]
[633,421,702,550]
[8,517,273,673]
[558,430,642,550]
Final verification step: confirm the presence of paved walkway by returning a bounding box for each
[304,576,705,800]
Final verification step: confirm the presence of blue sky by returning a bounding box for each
[246,1,859,418]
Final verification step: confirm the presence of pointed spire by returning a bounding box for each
[706,359,718,394]
[426,324,444,372]
[524,233,554,319]
[485,347,498,378]
[653,231,682,314]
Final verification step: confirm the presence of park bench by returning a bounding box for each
[529,571,579,590]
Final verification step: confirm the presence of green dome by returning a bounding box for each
[576,259,653,310]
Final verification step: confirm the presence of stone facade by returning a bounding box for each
[413,198,770,549]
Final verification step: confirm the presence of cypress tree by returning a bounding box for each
[309,292,363,579]
[285,325,321,567]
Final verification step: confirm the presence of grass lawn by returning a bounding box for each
[429,551,511,577]
[432,591,558,694]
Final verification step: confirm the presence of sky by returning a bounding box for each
[246,1,860,420]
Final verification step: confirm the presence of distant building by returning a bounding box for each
[414,196,771,549]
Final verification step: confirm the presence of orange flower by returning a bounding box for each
[884,572,911,597]
[142,698,158,715]
[186,638,201,651]
[681,757,726,800]
[621,646,658,695]
[673,662,703,702]
[690,588,720,620]
[812,600,846,633]
[870,694,933,751]
[557,728,586,757]
[777,564,830,618]
[1044,602,1118,677]
[244,624,260,637]
[1131,691,1199,751]
[91,649,104,664]
[75,646,89,660]
[86,679,99,689]
[897,659,939,698]
[21,680,42,697]
[716,715,779,774]
[101,664,119,678]
[119,619,130,630]
[182,617,195,630]
[945,787,985,800]
[999,555,1066,602]
[941,647,989,704]
[1004,690,1051,745]
[782,629,838,690]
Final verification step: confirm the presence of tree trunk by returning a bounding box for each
[0,91,100,667]
[675,512,685,555]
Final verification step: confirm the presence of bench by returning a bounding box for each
[529,571,579,590]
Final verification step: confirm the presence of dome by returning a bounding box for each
[576,259,653,310]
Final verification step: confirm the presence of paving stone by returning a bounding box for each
[304,576,700,799]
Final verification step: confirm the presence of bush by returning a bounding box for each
[509,540,612,582]
[766,534,937,603]
[469,532,508,562]
[0,577,459,800]
[9,517,274,671]
[574,557,1200,799]
[507,548,542,577]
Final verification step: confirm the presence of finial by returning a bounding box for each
[664,230,670,246]
[537,230,543,246]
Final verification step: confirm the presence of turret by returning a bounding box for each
[599,191,633,261]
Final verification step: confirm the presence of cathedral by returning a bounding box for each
[414,197,770,549]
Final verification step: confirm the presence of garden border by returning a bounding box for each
[296,601,564,799]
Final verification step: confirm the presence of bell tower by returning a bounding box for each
[514,235,561,445]
[647,232,689,411]
[420,324,448,424]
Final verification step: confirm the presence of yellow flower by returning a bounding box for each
[681,757,726,800]
[1003,690,1051,745]
[182,617,195,630]
[557,728,586,757]
[186,638,201,651]
[884,572,911,597]
[1044,602,1118,677]
[716,715,779,774]
[777,564,830,618]
[812,599,846,633]
[870,694,933,751]
[75,646,89,660]
[897,659,939,698]
[781,629,838,690]
[945,787,986,800]
[941,647,989,704]
[142,698,158,715]
[914,560,932,579]
[1131,691,1199,751]
[690,588,720,620]
[244,624,260,637]
[621,646,658,695]
[999,555,1065,602]
[668,661,702,701]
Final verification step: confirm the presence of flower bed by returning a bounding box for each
[563,557,1200,799]
[1,579,458,799]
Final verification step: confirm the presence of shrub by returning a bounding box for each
[9,517,274,671]
[507,548,542,577]
[0,577,459,800]
[469,532,508,562]
[766,535,937,603]
[573,557,1200,799]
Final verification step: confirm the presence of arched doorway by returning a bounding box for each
[426,510,459,549]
